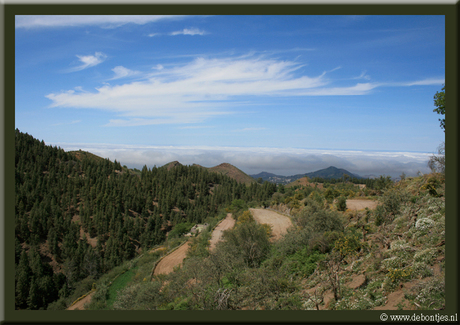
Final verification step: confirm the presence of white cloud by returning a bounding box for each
[110,66,140,80]
[15,15,184,29]
[170,28,206,36]
[69,52,107,72]
[47,55,330,123]
[403,78,445,86]
[353,71,371,80]
[50,142,432,178]
[46,54,443,126]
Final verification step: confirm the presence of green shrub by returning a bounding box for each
[336,196,347,211]
[168,222,194,238]
[66,275,96,307]
[227,199,248,216]
[298,205,343,234]
[287,249,325,277]
[221,221,271,268]
[382,190,400,215]
[334,234,361,261]
[373,205,385,226]
[106,267,138,308]
[386,267,412,283]
[413,248,437,265]
[412,262,433,278]
[113,281,163,310]
[412,277,444,309]
[86,283,109,309]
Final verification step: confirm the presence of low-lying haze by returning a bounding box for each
[53,142,434,178]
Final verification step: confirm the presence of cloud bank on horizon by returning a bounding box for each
[15,15,445,178]
[51,142,433,178]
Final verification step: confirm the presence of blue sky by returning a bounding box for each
[15,15,445,177]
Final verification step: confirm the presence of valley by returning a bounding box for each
[14,129,446,312]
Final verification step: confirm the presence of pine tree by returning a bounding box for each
[26,277,40,310]
[16,249,32,308]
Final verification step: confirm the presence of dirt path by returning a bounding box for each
[153,241,191,276]
[346,199,379,211]
[249,208,292,241]
[67,291,95,310]
[209,213,236,251]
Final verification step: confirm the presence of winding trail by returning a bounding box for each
[153,241,191,276]
[209,213,235,251]
[67,291,95,310]
[249,208,292,241]
[71,213,239,308]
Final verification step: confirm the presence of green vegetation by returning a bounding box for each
[86,171,443,311]
[15,129,446,311]
[105,267,138,308]
[433,85,445,132]
[14,129,276,310]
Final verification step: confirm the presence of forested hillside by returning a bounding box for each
[14,129,445,311]
[14,129,276,310]
[55,165,444,311]
[97,172,445,311]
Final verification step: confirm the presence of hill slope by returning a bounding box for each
[14,130,276,311]
[305,166,362,180]
[163,160,183,171]
[208,163,256,185]
[285,176,324,189]
[68,150,107,163]
[90,172,445,312]
[192,163,256,185]
[251,166,362,185]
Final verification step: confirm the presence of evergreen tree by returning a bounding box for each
[16,249,32,308]
[26,277,40,310]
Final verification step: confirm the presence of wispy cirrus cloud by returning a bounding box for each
[147,28,207,37]
[352,71,371,80]
[402,78,445,86]
[110,66,141,80]
[170,28,206,36]
[15,15,185,29]
[46,54,443,126]
[375,78,445,88]
[68,52,107,72]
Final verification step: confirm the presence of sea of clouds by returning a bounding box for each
[53,143,434,179]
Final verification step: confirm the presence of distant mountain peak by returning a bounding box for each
[304,166,362,180]
[164,161,183,171]
[250,166,363,185]
[208,163,256,185]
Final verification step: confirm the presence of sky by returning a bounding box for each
[15,15,445,178]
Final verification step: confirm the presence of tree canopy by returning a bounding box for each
[433,85,445,132]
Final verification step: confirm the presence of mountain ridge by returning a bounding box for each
[164,161,256,185]
[250,166,363,184]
